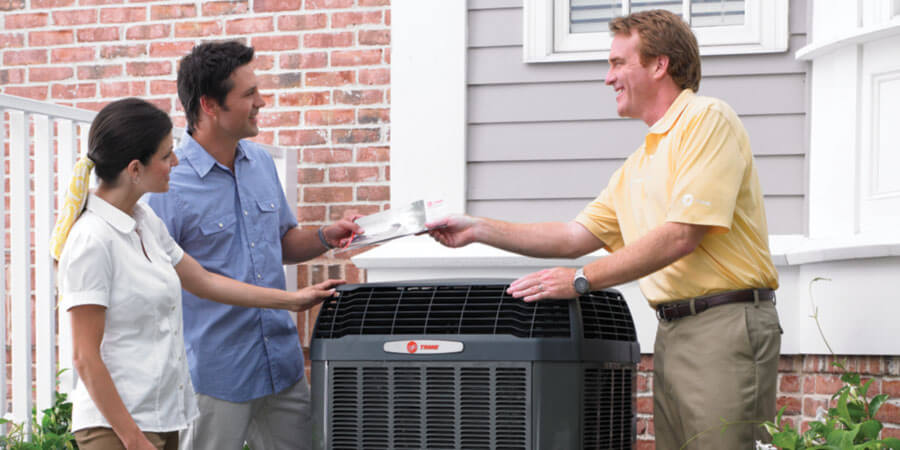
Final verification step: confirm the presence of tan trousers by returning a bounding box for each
[74,427,179,450]
[653,300,781,450]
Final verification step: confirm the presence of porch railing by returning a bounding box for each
[0,93,297,439]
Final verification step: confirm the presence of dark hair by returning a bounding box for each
[177,41,255,133]
[88,98,173,183]
[609,9,701,92]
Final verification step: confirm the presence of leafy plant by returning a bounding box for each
[0,370,77,450]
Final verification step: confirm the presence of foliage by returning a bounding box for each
[0,370,77,450]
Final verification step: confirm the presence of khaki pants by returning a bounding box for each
[653,300,781,450]
[74,427,178,450]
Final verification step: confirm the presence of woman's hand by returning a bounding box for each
[123,432,157,450]
[286,279,346,312]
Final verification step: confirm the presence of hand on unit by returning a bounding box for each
[508,267,577,302]
[288,279,345,312]
[426,214,478,248]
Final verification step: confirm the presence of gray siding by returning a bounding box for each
[466,0,809,235]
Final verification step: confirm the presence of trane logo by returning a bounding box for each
[384,340,464,355]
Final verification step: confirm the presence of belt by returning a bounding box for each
[656,288,775,322]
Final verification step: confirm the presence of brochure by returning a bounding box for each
[337,199,449,252]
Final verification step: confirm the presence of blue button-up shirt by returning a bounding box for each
[147,133,303,402]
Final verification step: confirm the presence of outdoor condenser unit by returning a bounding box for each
[310,280,640,450]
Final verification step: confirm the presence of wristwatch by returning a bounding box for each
[573,267,591,295]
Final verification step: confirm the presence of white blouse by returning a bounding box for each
[59,194,199,433]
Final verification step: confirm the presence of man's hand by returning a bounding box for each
[426,214,479,248]
[507,267,577,302]
[322,218,364,249]
[287,279,345,312]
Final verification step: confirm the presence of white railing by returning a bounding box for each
[0,93,297,439]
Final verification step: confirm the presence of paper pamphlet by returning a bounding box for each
[337,199,449,252]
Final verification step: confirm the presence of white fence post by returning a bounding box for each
[0,112,8,435]
[34,114,58,422]
[56,120,78,394]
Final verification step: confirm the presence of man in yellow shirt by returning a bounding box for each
[428,9,781,449]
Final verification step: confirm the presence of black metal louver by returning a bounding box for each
[329,362,530,450]
[582,363,636,450]
[579,291,638,341]
[315,284,571,339]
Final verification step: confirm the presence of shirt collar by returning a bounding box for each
[86,194,136,234]
[648,89,694,135]
[181,133,252,178]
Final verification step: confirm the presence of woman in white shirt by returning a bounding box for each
[55,98,343,450]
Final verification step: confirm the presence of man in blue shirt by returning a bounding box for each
[148,41,361,450]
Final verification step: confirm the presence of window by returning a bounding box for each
[524,0,789,62]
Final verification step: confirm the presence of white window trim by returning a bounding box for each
[524,0,789,63]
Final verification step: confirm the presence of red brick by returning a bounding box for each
[4,49,47,65]
[344,263,364,283]
[305,109,354,126]
[150,79,176,95]
[101,44,146,59]
[884,427,900,439]
[226,17,273,34]
[384,47,390,63]
[0,0,25,8]
[126,23,170,40]
[4,86,47,100]
[299,205,326,221]
[331,49,382,67]
[885,380,900,398]
[332,11,382,28]
[776,395,801,414]
[304,0,352,8]
[814,375,844,395]
[51,47,95,63]
[779,355,801,372]
[639,354,653,372]
[281,52,327,70]
[304,186,352,203]
[299,168,324,184]
[302,147,352,163]
[251,35,298,51]
[277,13,326,31]
[875,402,900,424]
[100,80,145,97]
[75,101,110,111]
[359,29,390,46]
[77,27,119,42]
[51,83,96,99]
[862,356,884,375]
[149,41,194,58]
[329,204,380,221]
[258,111,300,128]
[0,68,25,84]
[174,21,222,38]
[358,68,389,85]
[802,397,830,418]
[357,146,388,162]
[78,64,122,80]
[359,108,389,124]
[636,397,653,415]
[151,4,196,20]
[333,89,382,105]
[333,128,379,144]
[29,67,73,82]
[329,166,378,183]
[304,31,353,48]
[146,97,173,112]
[253,130,275,145]
[779,374,800,393]
[306,71,353,87]
[280,91,330,107]
[385,9,390,25]
[126,61,172,77]
[0,32,25,48]
[258,73,302,90]
[359,0,388,5]
[100,6,145,23]
[356,185,388,201]
[803,375,814,394]
[33,0,73,7]
[29,30,74,46]
[53,9,97,25]
[254,0,300,12]
[202,1,248,16]
[281,129,328,146]
[5,12,48,29]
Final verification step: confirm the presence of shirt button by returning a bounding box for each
[256,273,262,279]
[171,306,176,311]
[250,242,255,248]
[269,203,275,208]
[265,337,270,343]
[243,210,249,216]
[179,384,184,390]
[218,222,224,228]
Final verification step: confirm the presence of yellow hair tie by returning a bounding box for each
[50,156,94,261]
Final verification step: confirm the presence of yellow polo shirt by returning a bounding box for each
[575,89,778,306]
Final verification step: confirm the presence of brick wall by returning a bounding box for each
[635,355,900,449]
[0,0,391,351]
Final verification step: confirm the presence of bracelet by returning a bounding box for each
[317,226,334,250]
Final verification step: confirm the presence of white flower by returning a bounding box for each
[815,406,828,422]
[755,440,777,450]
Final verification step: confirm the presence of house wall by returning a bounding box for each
[466,0,809,235]
[0,0,391,348]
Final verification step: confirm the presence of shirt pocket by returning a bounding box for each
[255,198,281,243]
[193,213,239,262]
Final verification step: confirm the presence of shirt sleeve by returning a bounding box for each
[58,227,112,311]
[666,106,747,233]
[575,168,625,252]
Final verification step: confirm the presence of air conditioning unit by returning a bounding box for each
[310,280,640,450]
